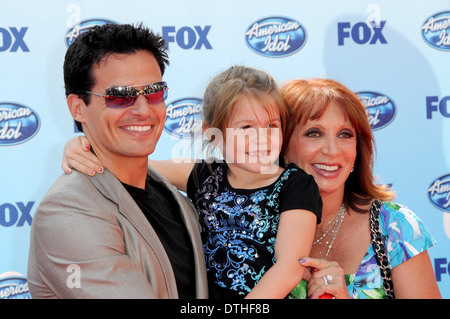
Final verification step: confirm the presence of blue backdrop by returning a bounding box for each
[1,0,449,299]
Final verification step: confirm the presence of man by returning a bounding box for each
[27,24,208,298]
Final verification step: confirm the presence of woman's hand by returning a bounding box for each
[299,257,351,299]
[62,136,104,176]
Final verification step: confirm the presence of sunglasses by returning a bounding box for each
[85,81,168,108]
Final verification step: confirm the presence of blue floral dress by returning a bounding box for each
[289,201,436,299]
[187,160,322,299]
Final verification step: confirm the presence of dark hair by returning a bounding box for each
[63,23,169,131]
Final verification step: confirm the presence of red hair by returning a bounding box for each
[281,78,394,213]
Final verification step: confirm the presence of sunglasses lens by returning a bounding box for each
[105,96,136,108]
[144,89,167,104]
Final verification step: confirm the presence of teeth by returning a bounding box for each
[123,125,152,132]
[314,164,338,172]
[248,151,269,157]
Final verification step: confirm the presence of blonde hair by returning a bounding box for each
[202,65,287,152]
[281,78,395,213]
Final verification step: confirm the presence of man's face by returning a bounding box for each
[82,51,166,163]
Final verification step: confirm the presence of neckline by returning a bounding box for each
[222,163,296,193]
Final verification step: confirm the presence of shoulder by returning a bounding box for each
[33,170,127,233]
[282,163,314,180]
[378,201,436,268]
[278,164,322,222]
[38,171,101,210]
[279,163,320,192]
[30,171,126,256]
[187,158,224,187]
[379,202,431,238]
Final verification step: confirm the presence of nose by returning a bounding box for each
[129,95,160,118]
[322,136,339,156]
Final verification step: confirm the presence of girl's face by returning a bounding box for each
[223,96,283,175]
[285,101,357,198]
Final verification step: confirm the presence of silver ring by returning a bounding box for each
[326,274,333,282]
[323,275,328,285]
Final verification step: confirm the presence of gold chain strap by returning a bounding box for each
[369,200,395,299]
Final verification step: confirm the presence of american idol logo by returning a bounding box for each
[421,11,450,51]
[245,16,307,57]
[164,98,202,139]
[0,102,40,146]
[357,91,396,130]
[428,174,450,212]
[65,19,117,47]
[0,272,31,299]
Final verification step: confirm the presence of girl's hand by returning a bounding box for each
[62,136,104,176]
[299,257,351,299]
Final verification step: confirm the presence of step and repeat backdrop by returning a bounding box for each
[1,0,449,299]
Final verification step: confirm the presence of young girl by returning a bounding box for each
[62,66,322,299]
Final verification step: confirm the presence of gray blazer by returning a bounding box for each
[27,166,208,299]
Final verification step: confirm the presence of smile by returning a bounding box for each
[248,150,270,157]
[313,163,339,172]
[122,125,153,132]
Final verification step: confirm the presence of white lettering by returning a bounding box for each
[180,303,215,316]
[366,4,382,28]
[359,95,389,108]
[246,21,300,39]
[428,178,450,195]
[262,34,291,53]
[0,107,32,122]
[174,117,201,136]
[166,103,202,119]
[0,282,29,298]
[437,29,450,46]
[422,16,450,33]
[366,108,381,126]
[0,121,22,140]
[66,264,81,288]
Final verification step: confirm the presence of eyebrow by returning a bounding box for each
[232,118,281,125]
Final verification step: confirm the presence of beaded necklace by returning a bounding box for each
[313,204,346,260]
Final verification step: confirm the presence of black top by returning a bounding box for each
[122,176,196,299]
[187,160,322,298]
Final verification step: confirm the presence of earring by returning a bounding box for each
[350,166,354,173]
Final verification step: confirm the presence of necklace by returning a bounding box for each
[313,204,346,260]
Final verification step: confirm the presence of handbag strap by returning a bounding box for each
[369,200,395,299]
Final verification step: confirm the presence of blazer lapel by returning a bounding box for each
[147,166,208,298]
[87,169,178,296]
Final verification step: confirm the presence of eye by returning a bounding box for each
[338,129,355,139]
[304,128,322,137]
[241,125,252,130]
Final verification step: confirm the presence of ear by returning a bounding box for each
[67,94,87,124]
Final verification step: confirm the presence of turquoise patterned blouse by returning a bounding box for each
[290,201,436,299]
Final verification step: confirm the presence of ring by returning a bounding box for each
[323,275,328,285]
[326,274,333,282]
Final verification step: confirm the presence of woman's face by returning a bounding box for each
[285,101,357,198]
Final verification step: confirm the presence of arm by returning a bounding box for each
[245,209,316,299]
[61,136,104,175]
[61,136,194,192]
[29,188,157,298]
[391,251,441,298]
[299,251,441,299]
[298,258,351,299]
[148,159,195,193]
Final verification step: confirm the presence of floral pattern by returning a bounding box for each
[190,163,314,298]
[289,201,436,299]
